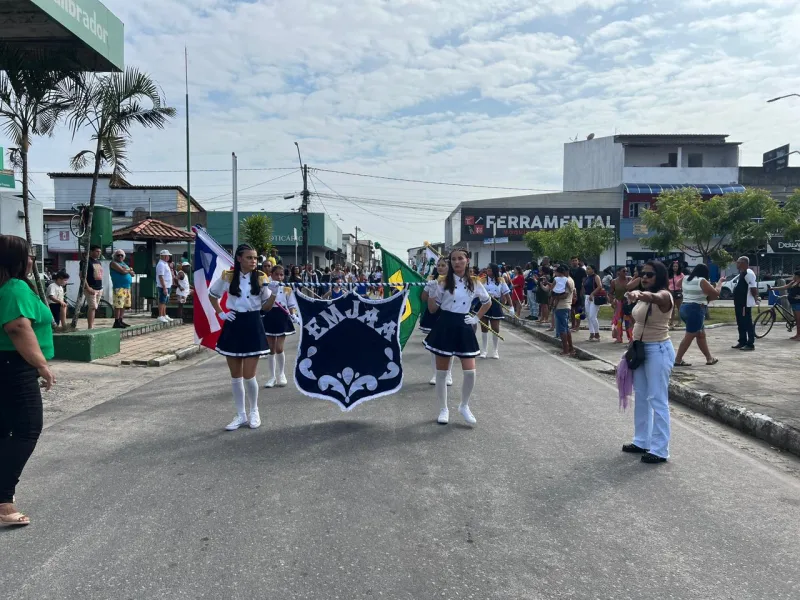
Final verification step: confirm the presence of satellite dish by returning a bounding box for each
[587,133,595,140]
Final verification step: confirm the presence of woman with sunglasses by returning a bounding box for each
[621,260,675,464]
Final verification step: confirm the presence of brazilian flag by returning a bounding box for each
[378,244,425,349]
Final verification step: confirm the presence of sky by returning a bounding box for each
[12,0,800,258]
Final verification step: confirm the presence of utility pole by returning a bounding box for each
[354,226,360,268]
[184,47,191,262]
[294,142,310,265]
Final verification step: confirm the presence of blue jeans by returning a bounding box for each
[527,291,538,317]
[555,309,570,336]
[158,288,170,305]
[632,340,675,459]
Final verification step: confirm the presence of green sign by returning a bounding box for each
[207,212,341,250]
[31,0,125,71]
[0,148,15,189]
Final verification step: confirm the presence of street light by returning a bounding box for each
[767,94,800,103]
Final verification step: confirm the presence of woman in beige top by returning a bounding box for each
[621,260,675,464]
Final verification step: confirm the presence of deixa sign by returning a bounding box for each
[461,209,619,242]
[769,237,800,253]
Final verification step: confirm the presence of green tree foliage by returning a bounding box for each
[240,214,273,257]
[640,188,800,268]
[523,222,616,264]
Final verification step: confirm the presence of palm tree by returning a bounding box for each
[66,68,176,327]
[0,44,77,300]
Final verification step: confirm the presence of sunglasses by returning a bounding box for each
[641,272,655,278]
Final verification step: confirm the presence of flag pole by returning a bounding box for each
[185,47,191,264]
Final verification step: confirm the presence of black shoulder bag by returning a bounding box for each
[624,304,652,370]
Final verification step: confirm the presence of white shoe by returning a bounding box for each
[459,404,477,425]
[429,375,436,385]
[490,350,499,359]
[166,316,174,321]
[248,410,261,429]
[157,316,169,323]
[437,408,449,425]
[225,414,248,431]
[479,351,487,359]
[446,374,453,386]
[264,377,276,388]
[277,373,288,387]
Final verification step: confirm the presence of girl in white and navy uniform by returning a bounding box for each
[424,247,492,426]
[419,257,453,386]
[480,263,511,359]
[208,244,278,431]
[263,265,301,389]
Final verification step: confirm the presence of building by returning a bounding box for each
[0,190,44,272]
[407,242,446,269]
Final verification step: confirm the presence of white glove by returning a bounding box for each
[424,280,441,298]
[290,312,301,325]
[464,314,479,326]
[218,310,236,322]
[267,281,280,293]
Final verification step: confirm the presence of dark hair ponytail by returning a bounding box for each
[229,244,260,297]
[444,247,474,294]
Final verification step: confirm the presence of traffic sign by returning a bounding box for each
[763,144,790,173]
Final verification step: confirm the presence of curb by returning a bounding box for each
[509,316,800,458]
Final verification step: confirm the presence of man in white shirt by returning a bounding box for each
[732,256,759,351]
[155,249,174,323]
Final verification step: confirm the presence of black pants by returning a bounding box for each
[0,352,43,504]
[735,305,755,347]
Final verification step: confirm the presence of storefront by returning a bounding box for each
[764,236,800,277]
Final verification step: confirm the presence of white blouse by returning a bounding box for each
[434,276,491,314]
[484,277,510,298]
[209,271,272,312]
[272,285,299,312]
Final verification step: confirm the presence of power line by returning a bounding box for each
[202,169,299,203]
[28,167,297,174]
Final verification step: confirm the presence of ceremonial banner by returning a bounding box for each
[380,246,425,349]
[294,291,406,411]
[192,226,233,350]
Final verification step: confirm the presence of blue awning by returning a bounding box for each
[623,183,746,195]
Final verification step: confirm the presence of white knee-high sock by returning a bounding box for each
[276,352,286,377]
[231,377,246,416]
[460,370,476,408]
[491,333,500,353]
[481,331,488,351]
[435,370,448,412]
[431,353,437,377]
[448,356,454,377]
[244,377,259,413]
[266,354,275,379]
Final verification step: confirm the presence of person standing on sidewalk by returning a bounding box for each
[552,264,576,357]
[583,265,603,342]
[156,250,173,324]
[46,271,69,329]
[611,266,633,343]
[83,245,104,330]
[569,256,586,332]
[525,261,539,321]
[673,264,725,367]
[770,270,800,340]
[110,249,134,329]
[668,261,684,330]
[732,256,759,351]
[621,260,675,464]
[175,263,191,321]
[0,235,56,526]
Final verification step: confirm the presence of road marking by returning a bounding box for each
[504,327,800,488]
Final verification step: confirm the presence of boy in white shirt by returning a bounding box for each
[47,271,70,328]
[551,274,568,295]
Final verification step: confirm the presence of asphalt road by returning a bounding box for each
[3,328,800,600]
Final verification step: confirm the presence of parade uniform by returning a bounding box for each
[424,275,490,358]
[481,277,509,320]
[262,285,299,337]
[419,276,443,333]
[208,270,272,357]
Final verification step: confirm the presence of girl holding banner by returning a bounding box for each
[208,244,278,431]
[424,247,492,426]
[420,257,453,387]
[263,265,301,389]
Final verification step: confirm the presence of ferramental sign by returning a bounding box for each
[461,209,619,242]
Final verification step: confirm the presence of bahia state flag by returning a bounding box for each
[378,244,425,349]
[192,226,233,350]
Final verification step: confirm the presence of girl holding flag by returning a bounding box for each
[263,265,301,389]
[208,244,278,431]
[420,257,453,386]
[424,247,491,426]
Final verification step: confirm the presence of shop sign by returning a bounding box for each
[461,208,619,242]
[770,237,800,253]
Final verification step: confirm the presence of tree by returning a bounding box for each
[640,187,800,269]
[523,222,615,265]
[240,214,273,257]
[0,44,77,300]
[65,68,176,327]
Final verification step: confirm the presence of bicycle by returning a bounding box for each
[754,298,796,339]
[69,203,90,239]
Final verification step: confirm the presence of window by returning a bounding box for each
[667,153,677,167]
[688,153,703,167]
[629,202,650,218]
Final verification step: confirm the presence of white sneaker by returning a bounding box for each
[490,350,499,360]
[437,408,449,425]
[225,414,248,431]
[248,410,261,429]
[429,375,436,385]
[277,373,288,387]
[446,373,453,386]
[157,316,169,323]
[479,351,487,359]
[264,377,276,388]
[459,404,477,425]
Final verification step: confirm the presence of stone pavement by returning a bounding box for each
[513,316,800,456]
[92,323,201,367]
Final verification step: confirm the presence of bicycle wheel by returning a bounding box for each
[754,310,774,339]
[70,213,86,238]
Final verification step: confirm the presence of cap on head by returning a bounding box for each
[159,249,172,257]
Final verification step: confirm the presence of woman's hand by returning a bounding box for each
[37,365,56,391]
[626,290,641,303]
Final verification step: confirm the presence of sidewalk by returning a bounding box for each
[512,315,800,457]
[93,322,202,367]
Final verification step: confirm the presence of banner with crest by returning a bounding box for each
[294,291,406,411]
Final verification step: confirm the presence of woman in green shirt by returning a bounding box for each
[0,235,56,527]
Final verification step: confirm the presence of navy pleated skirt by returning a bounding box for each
[423,310,480,357]
[262,307,296,337]
[418,308,439,333]
[483,299,505,320]
[216,310,270,357]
